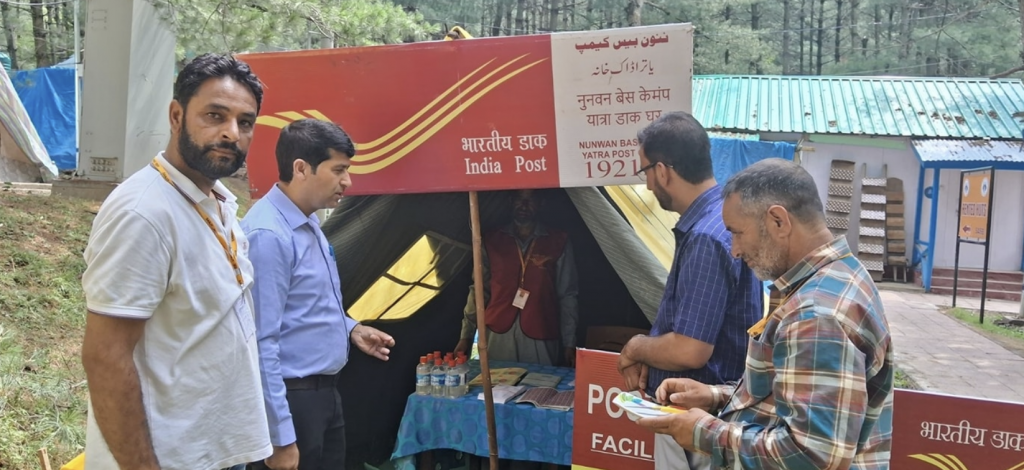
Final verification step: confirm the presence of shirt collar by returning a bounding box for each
[155,152,236,204]
[771,236,852,296]
[266,183,317,230]
[674,185,722,233]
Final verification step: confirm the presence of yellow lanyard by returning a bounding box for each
[151,158,244,287]
[747,253,853,338]
[516,240,536,287]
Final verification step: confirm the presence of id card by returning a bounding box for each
[512,288,530,309]
[234,296,256,341]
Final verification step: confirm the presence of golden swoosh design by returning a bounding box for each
[353,54,529,162]
[255,54,547,174]
[908,454,965,470]
[355,59,495,151]
[349,57,548,174]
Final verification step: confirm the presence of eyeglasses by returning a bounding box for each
[635,161,673,181]
[635,161,658,180]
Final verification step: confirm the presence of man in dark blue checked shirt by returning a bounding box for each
[618,111,764,470]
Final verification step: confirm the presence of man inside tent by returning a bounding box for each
[455,189,579,367]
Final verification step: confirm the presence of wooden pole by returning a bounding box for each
[470,191,499,470]
[37,448,52,470]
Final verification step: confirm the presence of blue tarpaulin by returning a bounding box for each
[12,67,76,170]
[709,137,797,185]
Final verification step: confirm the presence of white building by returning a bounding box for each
[693,75,1024,300]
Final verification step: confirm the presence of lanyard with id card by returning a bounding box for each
[512,240,536,309]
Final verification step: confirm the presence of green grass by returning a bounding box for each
[948,307,1024,342]
[894,368,919,390]
[0,191,96,468]
[0,179,255,469]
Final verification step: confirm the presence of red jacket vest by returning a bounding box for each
[484,228,568,341]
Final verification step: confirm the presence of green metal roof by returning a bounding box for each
[692,75,1024,139]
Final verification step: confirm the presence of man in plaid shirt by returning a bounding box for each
[638,158,894,469]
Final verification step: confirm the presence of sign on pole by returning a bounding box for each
[952,167,995,323]
[239,24,694,198]
[572,349,655,470]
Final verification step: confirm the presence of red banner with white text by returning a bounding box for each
[239,24,693,197]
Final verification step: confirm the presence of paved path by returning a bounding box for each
[880,288,1024,402]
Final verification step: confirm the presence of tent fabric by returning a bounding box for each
[709,137,797,185]
[13,67,76,171]
[566,186,666,323]
[0,65,56,180]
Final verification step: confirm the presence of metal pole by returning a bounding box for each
[980,168,995,324]
[953,171,964,308]
[469,191,499,470]
[73,0,80,169]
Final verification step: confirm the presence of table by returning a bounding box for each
[390,360,576,468]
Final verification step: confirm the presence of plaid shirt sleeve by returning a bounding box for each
[693,304,870,469]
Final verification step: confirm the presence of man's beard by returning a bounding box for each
[652,178,672,211]
[746,223,789,281]
[178,119,246,180]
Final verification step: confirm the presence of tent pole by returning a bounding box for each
[469,190,499,470]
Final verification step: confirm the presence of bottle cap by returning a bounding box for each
[420,356,426,363]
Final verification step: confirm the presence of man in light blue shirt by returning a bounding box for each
[243,119,395,470]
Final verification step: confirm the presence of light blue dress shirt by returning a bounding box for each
[241,184,359,446]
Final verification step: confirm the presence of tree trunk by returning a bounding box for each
[549,0,560,32]
[1,2,17,70]
[887,6,894,43]
[491,0,505,36]
[932,0,949,73]
[849,0,858,57]
[834,0,842,65]
[782,0,791,73]
[816,0,824,74]
[1018,0,1024,67]
[30,3,49,68]
[625,0,644,26]
[481,0,489,36]
[724,5,732,65]
[808,0,814,74]
[898,2,913,62]
[799,0,806,74]
[751,3,761,73]
[873,4,880,57]
[506,2,513,34]
[515,0,526,34]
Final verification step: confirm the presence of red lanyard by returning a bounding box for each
[151,158,244,287]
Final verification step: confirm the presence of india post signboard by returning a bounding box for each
[572,349,654,470]
[958,168,993,243]
[892,389,1024,469]
[239,24,694,198]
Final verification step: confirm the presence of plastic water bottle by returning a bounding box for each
[445,359,462,398]
[456,357,469,396]
[415,356,431,395]
[431,358,446,396]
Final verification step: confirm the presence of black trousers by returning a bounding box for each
[253,383,346,470]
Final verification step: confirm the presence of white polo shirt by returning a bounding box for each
[82,152,271,470]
